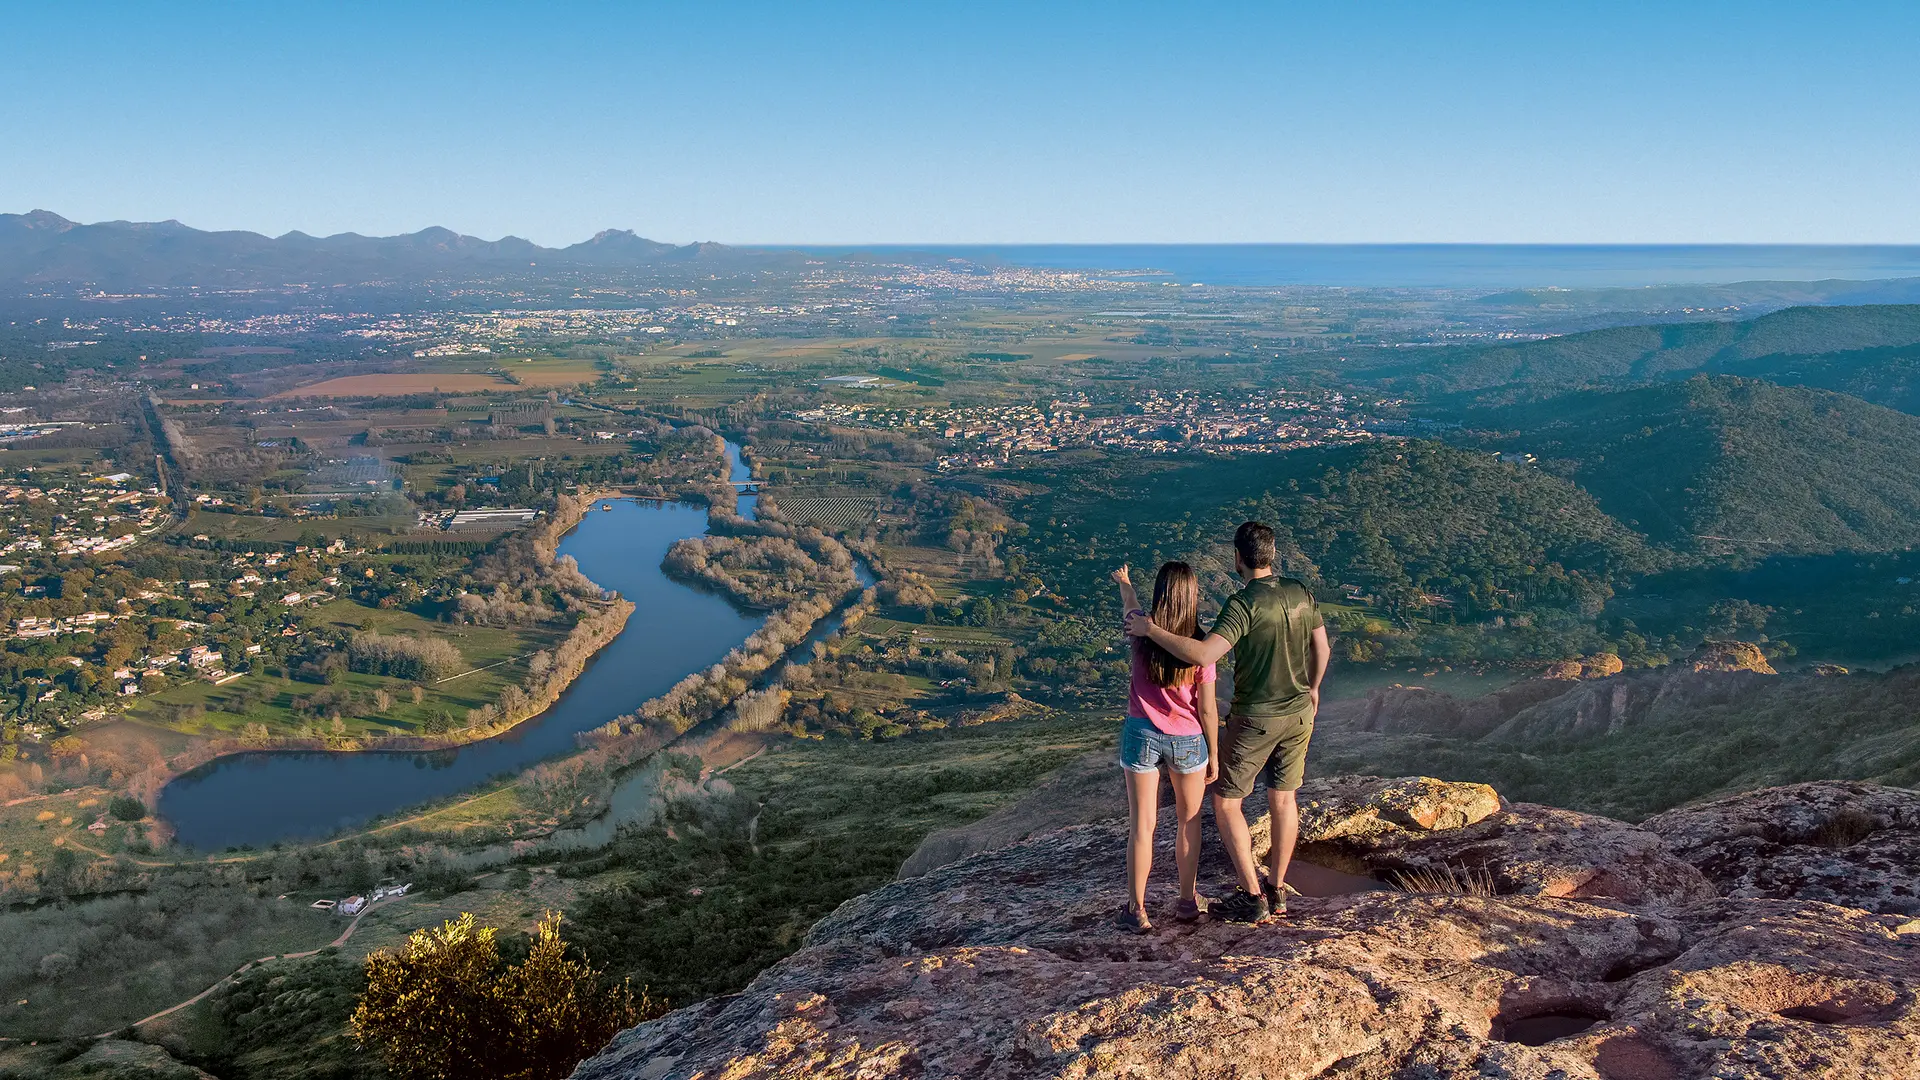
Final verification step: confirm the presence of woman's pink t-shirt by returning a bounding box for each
[1128,648,1217,736]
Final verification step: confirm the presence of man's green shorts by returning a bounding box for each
[1214,711,1314,799]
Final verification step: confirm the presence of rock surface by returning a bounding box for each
[1689,640,1777,675]
[1642,781,1920,915]
[573,777,1920,1080]
[1315,677,1579,740]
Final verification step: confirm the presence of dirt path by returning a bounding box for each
[435,649,542,684]
[92,894,410,1037]
[2,786,107,808]
[715,745,769,775]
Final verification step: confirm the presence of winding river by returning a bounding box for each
[156,443,786,851]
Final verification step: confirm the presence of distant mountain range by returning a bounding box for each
[0,210,800,288]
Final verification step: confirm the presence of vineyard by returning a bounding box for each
[778,497,877,529]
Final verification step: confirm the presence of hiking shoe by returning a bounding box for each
[1263,880,1293,916]
[1212,889,1270,924]
[1175,895,1207,923]
[1114,904,1152,934]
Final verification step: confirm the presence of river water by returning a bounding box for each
[156,447,771,851]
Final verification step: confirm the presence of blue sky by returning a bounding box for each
[2,1,1915,245]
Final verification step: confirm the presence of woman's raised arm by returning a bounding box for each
[1110,564,1142,619]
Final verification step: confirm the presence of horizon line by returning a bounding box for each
[10,212,1920,251]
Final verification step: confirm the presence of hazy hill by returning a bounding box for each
[1476,277,1920,315]
[1371,303,1920,398]
[0,210,777,288]
[1474,375,1920,553]
[1719,341,1920,414]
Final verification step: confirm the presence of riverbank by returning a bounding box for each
[145,549,874,871]
[123,492,647,812]
[145,491,761,850]
[143,449,818,852]
[31,455,845,865]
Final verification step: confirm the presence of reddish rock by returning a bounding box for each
[1295,774,1503,841]
[571,777,1920,1080]
[1641,781,1920,915]
[1316,677,1577,739]
[1689,640,1777,675]
[1343,802,1719,908]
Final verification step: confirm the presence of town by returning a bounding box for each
[0,471,171,559]
[797,387,1406,468]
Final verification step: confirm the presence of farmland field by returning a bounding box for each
[272,373,519,396]
[271,359,601,397]
[777,496,877,529]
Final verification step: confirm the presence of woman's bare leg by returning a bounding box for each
[1125,767,1161,921]
[1170,766,1207,901]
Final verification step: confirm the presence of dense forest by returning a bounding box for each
[1721,340,1920,414]
[1469,376,1920,554]
[1014,441,1651,627]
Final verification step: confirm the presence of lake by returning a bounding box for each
[156,492,765,851]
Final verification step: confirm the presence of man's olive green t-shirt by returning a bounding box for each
[1210,575,1323,719]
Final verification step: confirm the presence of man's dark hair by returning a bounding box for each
[1234,521,1276,570]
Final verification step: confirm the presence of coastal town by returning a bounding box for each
[798,387,1404,468]
[33,260,1138,355]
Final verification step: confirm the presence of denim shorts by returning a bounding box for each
[1119,715,1209,775]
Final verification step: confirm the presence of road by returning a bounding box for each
[91,892,411,1038]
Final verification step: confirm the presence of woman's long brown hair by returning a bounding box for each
[1139,561,1203,688]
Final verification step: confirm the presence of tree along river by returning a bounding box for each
[156,444,798,851]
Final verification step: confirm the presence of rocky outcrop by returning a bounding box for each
[573,777,1920,1080]
[903,769,1506,882]
[1313,802,1718,909]
[1643,781,1920,914]
[1316,677,1578,739]
[1478,668,1776,744]
[1315,659,1837,748]
[1317,645,1781,745]
[1297,774,1503,841]
[1689,640,1777,675]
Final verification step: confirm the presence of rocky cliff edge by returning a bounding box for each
[573,776,1920,1079]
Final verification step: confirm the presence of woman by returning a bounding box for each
[1111,561,1220,932]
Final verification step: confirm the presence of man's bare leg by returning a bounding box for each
[1211,792,1265,896]
[1266,787,1300,893]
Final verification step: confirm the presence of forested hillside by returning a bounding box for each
[1365,303,1920,398]
[1017,440,1650,621]
[1473,376,1920,554]
[1720,341,1920,414]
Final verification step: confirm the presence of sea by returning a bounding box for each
[794,244,1920,290]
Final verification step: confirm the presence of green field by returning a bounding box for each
[128,599,560,739]
[858,616,1014,647]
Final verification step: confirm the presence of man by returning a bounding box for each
[1125,520,1329,922]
